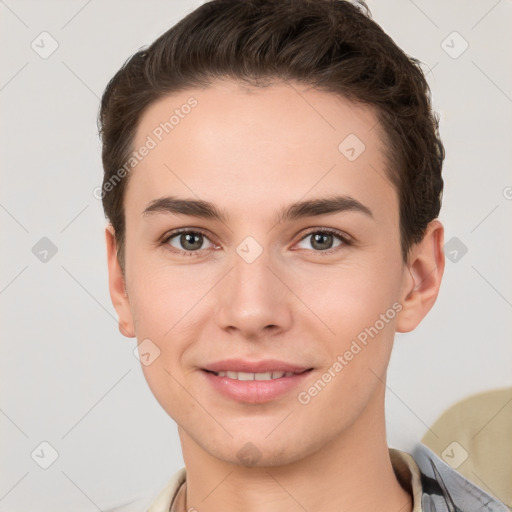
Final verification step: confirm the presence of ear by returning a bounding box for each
[396,219,445,333]
[105,224,136,338]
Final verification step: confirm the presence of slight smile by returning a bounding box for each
[200,359,314,403]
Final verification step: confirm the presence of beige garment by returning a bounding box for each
[421,387,512,509]
[147,447,423,512]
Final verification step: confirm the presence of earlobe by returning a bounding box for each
[396,220,445,333]
[105,224,136,338]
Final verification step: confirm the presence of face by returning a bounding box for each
[108,80,426,467]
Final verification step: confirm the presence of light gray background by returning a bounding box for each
[1,0,511,510]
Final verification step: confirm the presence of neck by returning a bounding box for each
[178,387,412,512]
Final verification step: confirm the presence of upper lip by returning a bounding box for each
[202,359,312,374]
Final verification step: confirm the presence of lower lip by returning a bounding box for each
[201,369,313,404]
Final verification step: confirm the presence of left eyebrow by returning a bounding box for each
[275,195,373,224]
[141,194,373,223]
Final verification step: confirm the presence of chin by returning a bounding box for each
[199,429,315,469]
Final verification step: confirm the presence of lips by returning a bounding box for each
[200,359,314,403]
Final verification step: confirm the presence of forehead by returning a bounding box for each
[126,80,396,224]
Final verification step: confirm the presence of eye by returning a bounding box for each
[160,227,351,257]
[295,228,351,253]
[162,229,216,256]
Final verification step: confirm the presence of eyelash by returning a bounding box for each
[160,227,352,257]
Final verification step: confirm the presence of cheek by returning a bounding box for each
[294,255,402,340]
[127,250,212,331]
[292,264,400,426]
[126,255,219,390]
[129,261,202,418]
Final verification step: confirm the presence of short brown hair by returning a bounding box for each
[98,0,444,272]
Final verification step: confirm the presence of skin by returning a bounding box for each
[106,80,445,512]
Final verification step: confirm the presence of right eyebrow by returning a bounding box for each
[142,196,228,223]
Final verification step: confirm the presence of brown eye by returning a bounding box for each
[163,230,215,254]
[310,232,335,250]
[296,229,349,253]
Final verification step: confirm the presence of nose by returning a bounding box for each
[215,245,293,339]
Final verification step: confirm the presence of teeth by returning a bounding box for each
[255,372,273,380]
[237,371,255,381]
[213,370,296,380]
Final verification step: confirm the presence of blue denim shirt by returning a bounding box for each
[410,443,509,511]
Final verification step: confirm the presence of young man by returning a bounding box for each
[98,1,509,511]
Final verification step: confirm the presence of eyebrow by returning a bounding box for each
[141,194,373,224]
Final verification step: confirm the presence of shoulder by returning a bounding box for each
[411,443,510,511]
[146,467,186,512]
